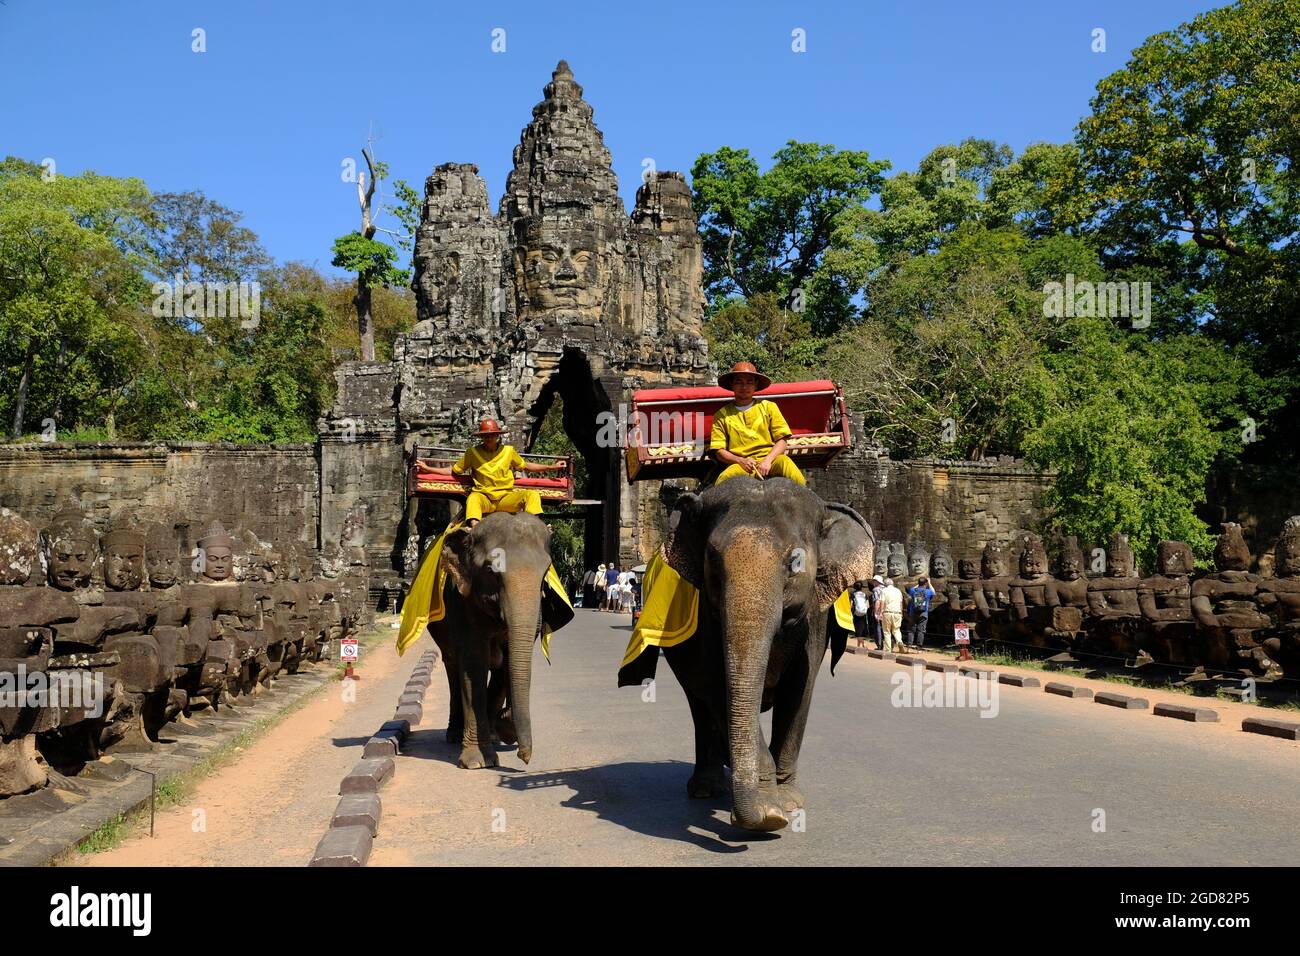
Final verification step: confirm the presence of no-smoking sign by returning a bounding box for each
[340,638,359,661]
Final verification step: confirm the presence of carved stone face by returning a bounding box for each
[873,549,888,576]
[203,545,234,582]
[146,534,180,589]
[1057,551,1081,581]
[104,538,145,591]
[46,529,95,591]
[1108,549,1134,577]
[887,552,906,578]
[1020,548,1047,578]
[957,558,977,580]
[909,554,929,576]
[931,553,953,578]
[516,220,607,316]
[982,549,1008,578]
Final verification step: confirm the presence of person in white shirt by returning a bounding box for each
[879,578,905,653]
[617,568,635,612]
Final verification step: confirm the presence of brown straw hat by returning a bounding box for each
[717,361,772,391]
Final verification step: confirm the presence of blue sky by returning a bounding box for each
[1,0,1220,274]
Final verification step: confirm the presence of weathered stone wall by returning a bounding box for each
[0,442,319,549]
[806,414,1053,561]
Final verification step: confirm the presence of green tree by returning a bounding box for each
[1076,0,1299,448]
[691,141,889,332]
[0,159,152,438]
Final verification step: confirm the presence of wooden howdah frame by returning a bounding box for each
[408,445,575,503]
[623,379,852,482]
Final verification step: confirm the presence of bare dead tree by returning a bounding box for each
[354,143,378,362]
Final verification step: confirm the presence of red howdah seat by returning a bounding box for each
[624,379,851,482]
[409,446,575,503]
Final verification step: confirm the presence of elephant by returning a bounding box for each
[622,477,874,831]
[432,510,571,769]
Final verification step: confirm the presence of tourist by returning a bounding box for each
[582,566,596,608]
[870,575,886,649]
[617,566,636,612]
[605,563,620,610]
[416,419,563,528]
[906,575,936,648]
[851,580,871,649]
[593,563,607,610]
[880,577,905,653]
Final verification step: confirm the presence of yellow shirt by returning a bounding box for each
[709,399,792,460]
[451,444,525,496]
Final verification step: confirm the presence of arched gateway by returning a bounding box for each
[319,61,711,599]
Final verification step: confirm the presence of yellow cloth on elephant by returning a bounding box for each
[539,564,572,662]
[396,522,459,656]
[620,552,699,667]
[833,589,854,632]
[395,520,570,659]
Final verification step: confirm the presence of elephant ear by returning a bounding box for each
[661,492,705,589]
[440,526,476,598]
[816,502,875,611]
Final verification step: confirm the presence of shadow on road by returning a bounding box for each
[496,761,774,853]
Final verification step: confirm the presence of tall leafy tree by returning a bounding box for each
[0,159,152,438]
[691,141,889,332]
[1076,0,1300,447]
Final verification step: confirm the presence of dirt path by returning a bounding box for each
[75,618,419,867]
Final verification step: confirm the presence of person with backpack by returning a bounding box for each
[906,575,937,648]
[850,580,871,650]
[870,576,886,649]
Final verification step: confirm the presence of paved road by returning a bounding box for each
[372,609,1300,866]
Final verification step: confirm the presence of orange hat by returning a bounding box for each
[474,418,506,437]
[718,361,772,391]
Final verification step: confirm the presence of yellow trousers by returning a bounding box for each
[464,488,542,522]
[716,453,805,486]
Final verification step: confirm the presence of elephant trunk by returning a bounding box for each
[502,577,541,764]
[720,540,786,831]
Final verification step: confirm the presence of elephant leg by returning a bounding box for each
[768,631,819,814]
[443,657,463,745]
[487,661,515,745]
[457,645,498,770]
[684,689,728,798]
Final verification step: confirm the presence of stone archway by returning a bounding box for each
[523,348,617,567]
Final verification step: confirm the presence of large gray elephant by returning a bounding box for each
[621,477,874,831]
[433,511,571,769]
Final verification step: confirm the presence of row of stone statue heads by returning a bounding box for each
[873,518,1300,681]
[0,503,372,799]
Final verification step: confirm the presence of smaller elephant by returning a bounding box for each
[431,511,569,769]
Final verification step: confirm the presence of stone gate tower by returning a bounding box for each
[320,61,711,597]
